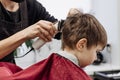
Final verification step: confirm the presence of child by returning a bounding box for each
[0,9,107,80]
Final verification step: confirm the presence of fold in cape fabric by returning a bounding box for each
[0,53,92,80]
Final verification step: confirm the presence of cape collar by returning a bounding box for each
[57,50,79,67]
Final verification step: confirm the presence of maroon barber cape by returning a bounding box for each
[0,53,92,80]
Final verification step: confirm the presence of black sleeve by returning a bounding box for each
[26,0,58,25]
[26,0,61,39]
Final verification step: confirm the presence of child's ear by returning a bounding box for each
[76,38,87,51]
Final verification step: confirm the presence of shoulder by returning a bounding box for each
[26,0,46,15]
[26,0,43,9]
[26,0,36,4]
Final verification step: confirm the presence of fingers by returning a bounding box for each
[38,26,52,41]
[23,20,57,42]
[37,20,57,35]
[36,20,57,42]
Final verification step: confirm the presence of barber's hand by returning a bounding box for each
[67,8,83,17]
[23,20,57,42]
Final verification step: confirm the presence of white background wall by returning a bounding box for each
[38,0,92,19]
[118,0,120,56]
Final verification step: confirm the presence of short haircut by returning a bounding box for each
[61,12,107,50]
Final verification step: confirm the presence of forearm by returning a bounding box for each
[0,20,57,59]
[0,31,27,59]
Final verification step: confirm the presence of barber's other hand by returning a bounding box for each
[67,8,83,17]
[22,20,57,42]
